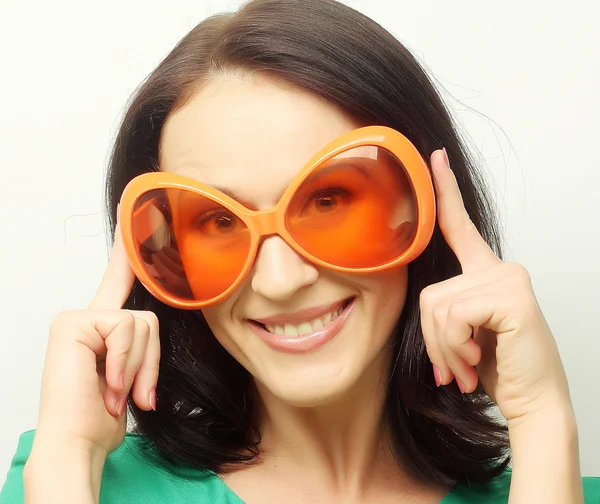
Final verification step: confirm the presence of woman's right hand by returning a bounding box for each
[29,216,160,463]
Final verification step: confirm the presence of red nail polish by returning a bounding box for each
[433,366,442,387]
[442,147,450,168]
[116,396,127,416]
[149,388,156,411]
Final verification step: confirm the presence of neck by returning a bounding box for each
[252,355,413,497]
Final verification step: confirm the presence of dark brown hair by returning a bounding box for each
[106,0,509,488]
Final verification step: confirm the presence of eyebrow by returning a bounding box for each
[212,185,281,211]
[319,160,373,179]
[175,158,375,210]
[171,163,273,210]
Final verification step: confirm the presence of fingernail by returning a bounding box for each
[433,365,442,387]
[149,388,156,411]
[119,373,125,390]
[456,378,465,394]
[442,147,451,169]
[116,396,127,416]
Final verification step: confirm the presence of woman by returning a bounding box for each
[1,0,598,502]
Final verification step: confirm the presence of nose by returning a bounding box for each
[251,236,319,301]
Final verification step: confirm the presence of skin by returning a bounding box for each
[23,73,583,504]
[158,74,434,502]
[160,74,409,411]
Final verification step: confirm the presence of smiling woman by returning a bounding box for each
[1,0,599,503]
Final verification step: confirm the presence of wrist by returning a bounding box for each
[506,391,575,432]
[508,401,579,466]
[508,403,583,504]
[509,405,579,460]
[30,430,109,463]
[24,439,107,504]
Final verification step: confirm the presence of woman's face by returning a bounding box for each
[159,74,409,406]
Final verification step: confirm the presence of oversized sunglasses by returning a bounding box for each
[119,126,436,309]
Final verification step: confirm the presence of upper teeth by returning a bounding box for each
[264,305,344,337]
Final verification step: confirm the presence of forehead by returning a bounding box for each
[159,74,359,208]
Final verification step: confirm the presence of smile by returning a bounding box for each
[248,297,355,353]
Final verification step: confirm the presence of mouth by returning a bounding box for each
[248,297,355,354]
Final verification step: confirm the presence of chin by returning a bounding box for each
[268,385,351,408]
[256,363,367,408]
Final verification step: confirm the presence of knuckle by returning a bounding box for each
[48,315,66,342]
[140,310,159,324]
[504,262,531,282]
[139,311,160,332]
[49,311,69,331]
[134,317,151,337]
[432,302,447,323]
[419,286,438,311]
[117,311,136,331]
[446,300,464,322]
[111,347,131,362]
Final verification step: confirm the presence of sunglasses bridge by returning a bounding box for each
[251,208,282,238]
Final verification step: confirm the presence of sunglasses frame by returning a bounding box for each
[119,125,436,309]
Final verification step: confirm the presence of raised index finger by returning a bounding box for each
[88,211,136,310]
[430,149,499,273]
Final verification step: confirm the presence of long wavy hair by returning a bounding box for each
[105,0,510,488]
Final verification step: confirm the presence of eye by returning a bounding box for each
[194,208,243,235]
[303,187,351,214]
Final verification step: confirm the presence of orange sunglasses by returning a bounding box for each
[119,125,436,309]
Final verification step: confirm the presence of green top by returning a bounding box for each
[1,430,599,503]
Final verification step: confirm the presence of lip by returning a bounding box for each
[248,297,355,354]
[251,298,349,325]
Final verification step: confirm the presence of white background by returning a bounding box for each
[0,0,598,481]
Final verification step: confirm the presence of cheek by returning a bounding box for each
[201,302,247,361]
[199,273,264,370]
[360,267,409,311]
[362,268,409,340]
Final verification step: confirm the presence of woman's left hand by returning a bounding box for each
[420,148,573,427]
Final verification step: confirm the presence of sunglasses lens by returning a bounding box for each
[131,188,251,303]
[285,146,418,268]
